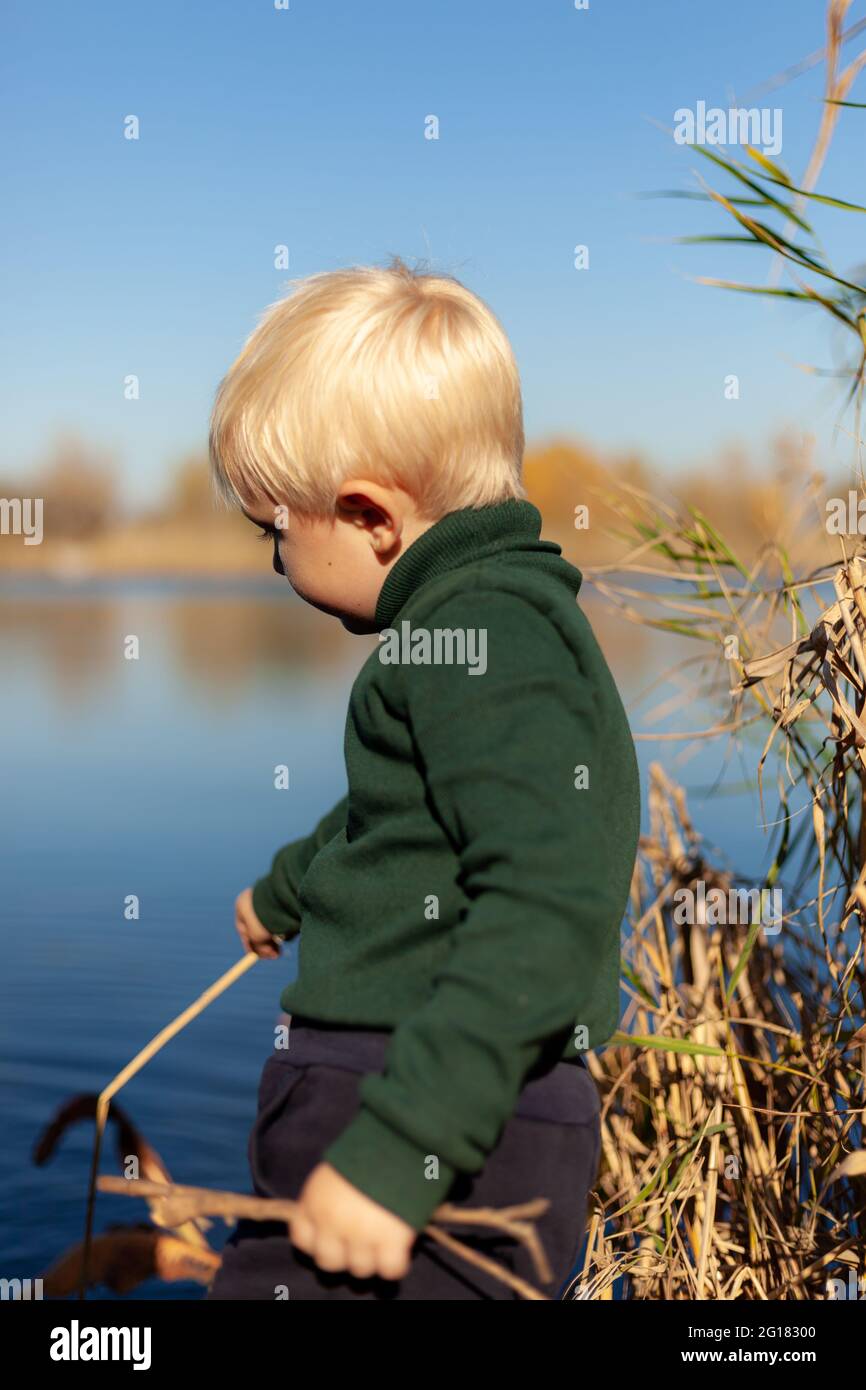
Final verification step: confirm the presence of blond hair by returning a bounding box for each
[209,260,525,518]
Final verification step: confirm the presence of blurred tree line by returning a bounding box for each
[0,428,837,574]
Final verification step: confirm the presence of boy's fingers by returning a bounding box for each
[246,936,280,959]
[311,1233,348,1274]
[346,1246,378,1280]
[235,913,281,958]
[290,1212,316,1257]
[376,1245,411,1282]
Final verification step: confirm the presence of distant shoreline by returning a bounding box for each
[0,571,291,596]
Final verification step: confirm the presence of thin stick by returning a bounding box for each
[695,1098,723,1299]
[436,1199,553,1284]
[80,953,259,1299]
[422,1226,549,1301]
[97,1176,552,1301]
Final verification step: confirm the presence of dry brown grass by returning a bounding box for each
[566,764,865,1301]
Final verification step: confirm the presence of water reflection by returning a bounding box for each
[0,579,655,708]
[0,583,365,706]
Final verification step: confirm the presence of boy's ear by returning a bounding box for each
[337,480,405,556]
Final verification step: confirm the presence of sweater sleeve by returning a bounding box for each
[252,794,349,939]
[323,590,625,1229]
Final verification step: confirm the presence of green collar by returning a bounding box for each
[374,499,562,630]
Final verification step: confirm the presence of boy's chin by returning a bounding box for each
[290,585,374,633]
[341,614,378,635]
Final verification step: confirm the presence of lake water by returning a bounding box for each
[0,579,775,1298]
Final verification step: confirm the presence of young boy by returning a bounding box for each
[206,260,640,1301]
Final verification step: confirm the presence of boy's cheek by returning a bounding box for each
[278,544,306,592]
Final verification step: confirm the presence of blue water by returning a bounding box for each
[0,582,774,1298]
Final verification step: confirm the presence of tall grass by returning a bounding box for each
[575,4,866,1298]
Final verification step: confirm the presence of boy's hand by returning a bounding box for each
[235,887,281,959]
[291,1163,416,1281]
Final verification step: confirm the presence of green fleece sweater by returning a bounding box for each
[252,500,640,1229]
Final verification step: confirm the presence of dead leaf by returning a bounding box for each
[827,1151,866,1185]
[33,1093,212,1249]
[41,1226,222,1296]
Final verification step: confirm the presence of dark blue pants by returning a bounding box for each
[208,1021,601,1301]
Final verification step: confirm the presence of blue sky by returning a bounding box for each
[2,0,865,504]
